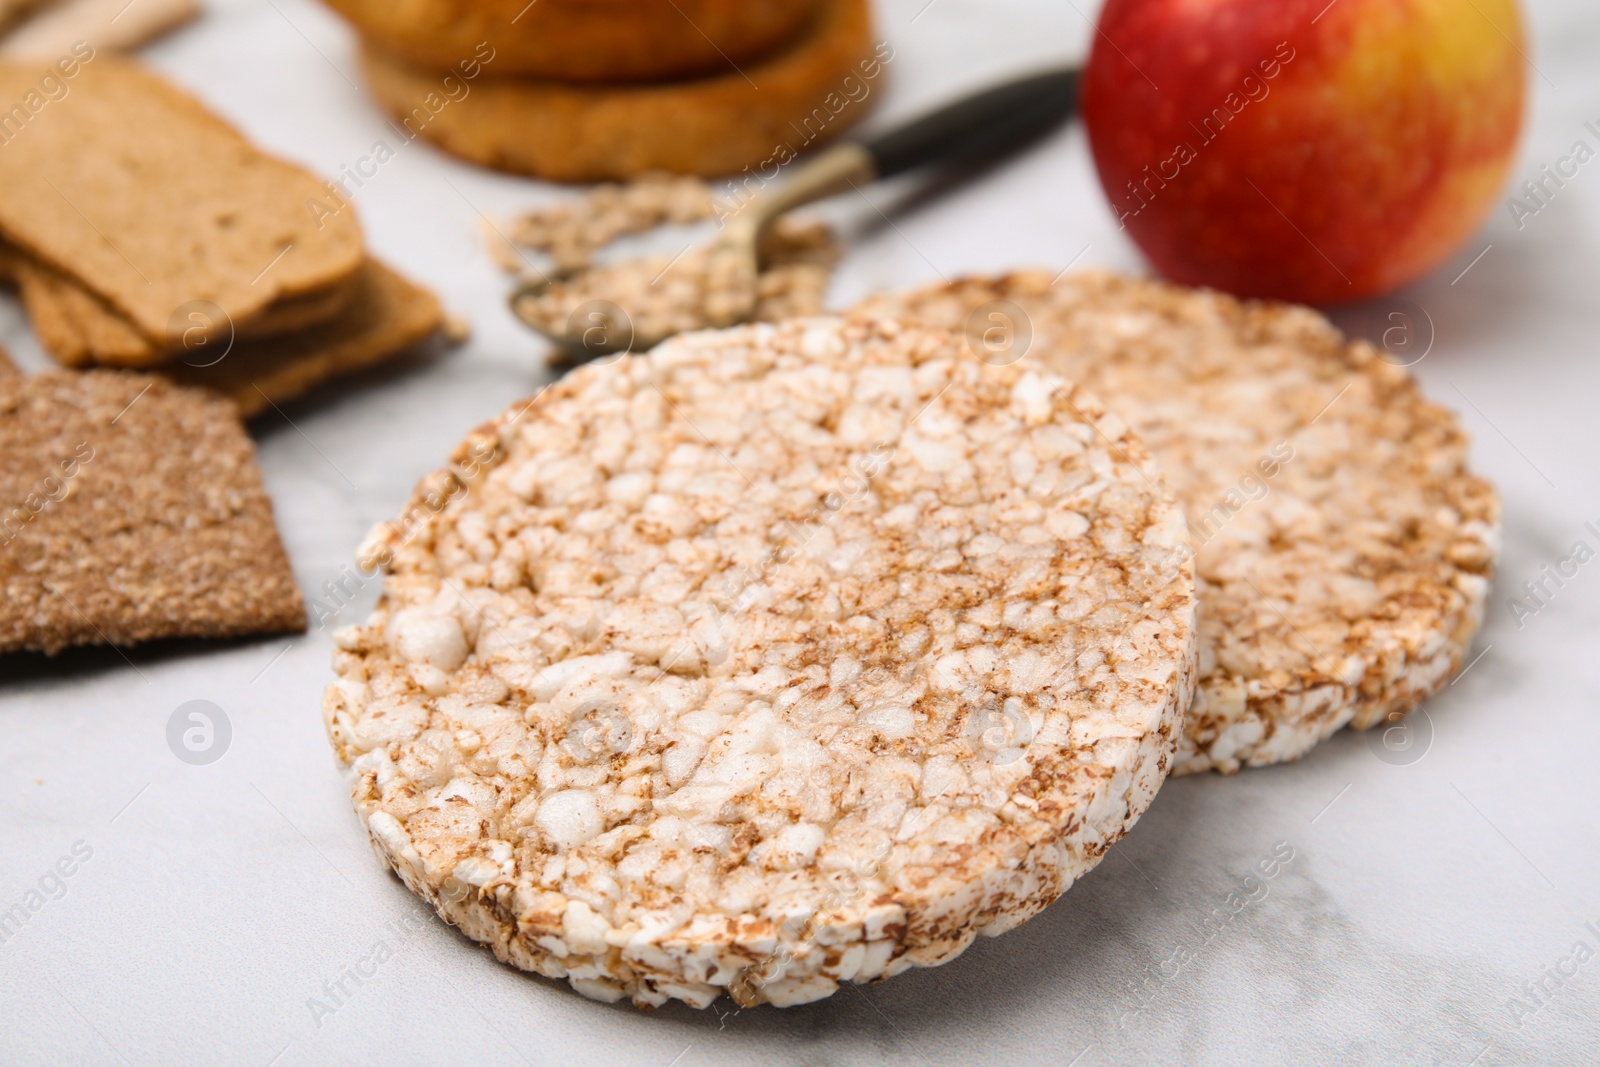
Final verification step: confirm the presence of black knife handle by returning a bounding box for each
[861,67,1081,180]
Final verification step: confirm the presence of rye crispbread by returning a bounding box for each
[0,58,363,354]
[323,0,821,82]
[11,249,363,369]
[325,317,1197,1008]
[161,258,443,418]
[358,0,880,181]
[0,370,305,654]
[855,271,1499,774]
[9,251,141,368]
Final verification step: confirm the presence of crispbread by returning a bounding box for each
[359,0,881,181]
[0,370,305,654]
[0,343,15,376]
[324,317,1197,1008]
[3,249,440,414]
[161,258,443,418]
[855,271,1499,774]
[0,0,200,60]
[10,250,363,368]
[0,58,363,351]
[323,0,822,82]
[12,251,149,367]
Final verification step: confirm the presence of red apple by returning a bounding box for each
[1082,0,1527,305]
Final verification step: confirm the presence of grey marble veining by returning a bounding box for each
[3,0,1597,1063]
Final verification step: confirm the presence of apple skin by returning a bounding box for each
[1082,0,1527,305]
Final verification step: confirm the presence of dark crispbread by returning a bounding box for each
[0,58,363,353]
[0,370,305,654]
[161,258,443,417]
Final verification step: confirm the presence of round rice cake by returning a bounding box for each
[855,271,1499,774]
[358,0,879,182]
[323,317,1197,1008]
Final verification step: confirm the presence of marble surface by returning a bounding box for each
[3,0,1598,1063]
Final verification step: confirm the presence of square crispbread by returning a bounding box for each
[9,245,362,368]
[0,370,305,654]
[160,258,443,417]
[0,57,363,354]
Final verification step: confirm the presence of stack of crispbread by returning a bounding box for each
[0,55,443,415]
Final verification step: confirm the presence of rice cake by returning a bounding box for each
[324,317,1197,1008]
[855,271,1499,774]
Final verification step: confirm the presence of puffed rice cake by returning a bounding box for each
[324,317,1197,1008]
[855,271,1499,774]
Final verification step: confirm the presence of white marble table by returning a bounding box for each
[3,0,1597,1062]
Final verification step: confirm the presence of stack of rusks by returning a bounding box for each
[323,0,889,181]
